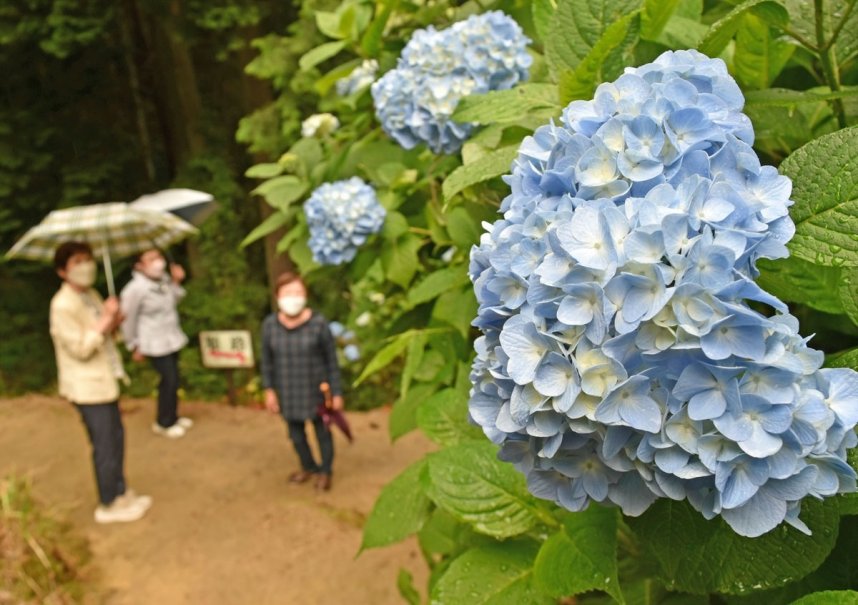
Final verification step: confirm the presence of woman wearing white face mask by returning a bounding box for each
[49,241,152,524]
[120,248,191,438]
[260,272,344,491]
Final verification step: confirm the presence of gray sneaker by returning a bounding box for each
[94,496,147,524]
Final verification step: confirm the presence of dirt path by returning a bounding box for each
[0,395,433,604]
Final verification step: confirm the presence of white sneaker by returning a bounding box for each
[177,417,194,429]
[151,422,186,438]
[94,497,147,524]
[117,489,153,512]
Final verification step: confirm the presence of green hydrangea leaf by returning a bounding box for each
[789,591,858,605]
[533,507,624,603]
[628,498,840,595]
[424,442,546,538]
[780,126,858,267]
[416,388,483,446]
[361,459,431,551]
[430,541,552,605]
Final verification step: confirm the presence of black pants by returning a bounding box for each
[74,401,126,506]
[149,352,179,428]
[287,416,334,475]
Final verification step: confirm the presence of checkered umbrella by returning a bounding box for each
[5,202,197,296]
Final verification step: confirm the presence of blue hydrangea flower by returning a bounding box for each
[336,59,378,96]
[468,49,858,537]
[305,177,386,266]
[371,11,532,154]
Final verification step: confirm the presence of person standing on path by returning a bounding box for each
[49,241,152,524]
[120,248,193,439]
[261,272,344,491]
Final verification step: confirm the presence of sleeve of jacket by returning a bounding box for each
[319,317,343,397]
[50,301,105,361]
[260,317,275,390]
[120,281,144,351]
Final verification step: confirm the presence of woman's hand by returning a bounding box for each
[132,349,146,363]
[332,395,344,411]
[264,389,280,414]
[96,297,121,334]
[170,264,186,284]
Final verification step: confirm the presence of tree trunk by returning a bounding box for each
[119,0,156,183]
[236,26,292,302]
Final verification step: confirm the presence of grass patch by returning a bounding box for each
[0,476,93,604]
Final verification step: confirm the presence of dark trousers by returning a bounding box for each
[287,416,334,474]
[149,352,179,428]
[74,401,126,506]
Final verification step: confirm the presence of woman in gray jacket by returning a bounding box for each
[120,248,193,438]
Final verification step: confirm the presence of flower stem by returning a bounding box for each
[814,0,848,128]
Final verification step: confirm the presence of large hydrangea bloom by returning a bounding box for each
[371,11,531,154]
[468,50,858,537]
[305,177,386,265]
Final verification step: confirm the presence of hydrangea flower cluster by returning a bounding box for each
[371,11,531,154]
[305,177,386,265]
[302,113,339,138]
[329,321,361,362]
[336,59,379,96]
[468,50,858,537]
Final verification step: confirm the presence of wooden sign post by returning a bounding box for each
[199,330,255,405]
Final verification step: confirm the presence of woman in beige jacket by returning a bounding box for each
[49,241,152,524]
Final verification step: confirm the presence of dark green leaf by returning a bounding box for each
[397,569,421,605]
[641,0,681,40]
[298,40,347,72]
[780,127,858,267]
[406,266,470,310]
[251,175,308,211]
[430,541,552,605]
[744,87,858,107]
[559,13,641,104]
[354,331,412,386]
[789,591,858,605]
[545,0,643,75]
[425,441,545,538]
[756,257,843,315]
[381,233,422,287]
[240,211,289,248]
[533,507,624,603]
[452,84,561,125]
[391,383,437,441]
[697,0,789,57]
[442,145,518,201]
[628,498,840,595]
[733,14,794,90]
[245,162,284,179]
[361,459,431,550]
[416,389,483,446]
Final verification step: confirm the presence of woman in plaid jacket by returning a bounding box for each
[260,272,344,491]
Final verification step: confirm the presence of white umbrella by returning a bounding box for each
[6,202,197,296]
[130,188,217,226]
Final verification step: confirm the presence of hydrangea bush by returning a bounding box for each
[468,50,858,537]
[305,177,386,265]
[371,11,532,154]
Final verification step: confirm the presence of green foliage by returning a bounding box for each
[233,0,858,602]
[780,127,858,268]
[628,499,840,595]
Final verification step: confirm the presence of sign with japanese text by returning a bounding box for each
[199,331,255,369]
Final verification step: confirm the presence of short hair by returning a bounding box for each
[132,247,162,265]
[274,271,305,295]
[54,241,93,271]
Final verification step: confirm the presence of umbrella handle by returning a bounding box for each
[320,382,333,409]
[101,246,116,298]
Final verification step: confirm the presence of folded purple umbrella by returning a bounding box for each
[318,382,353,442]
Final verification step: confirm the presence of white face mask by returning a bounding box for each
[143,257,167,279]
[67,260,97,288]
[278,295,307,317]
